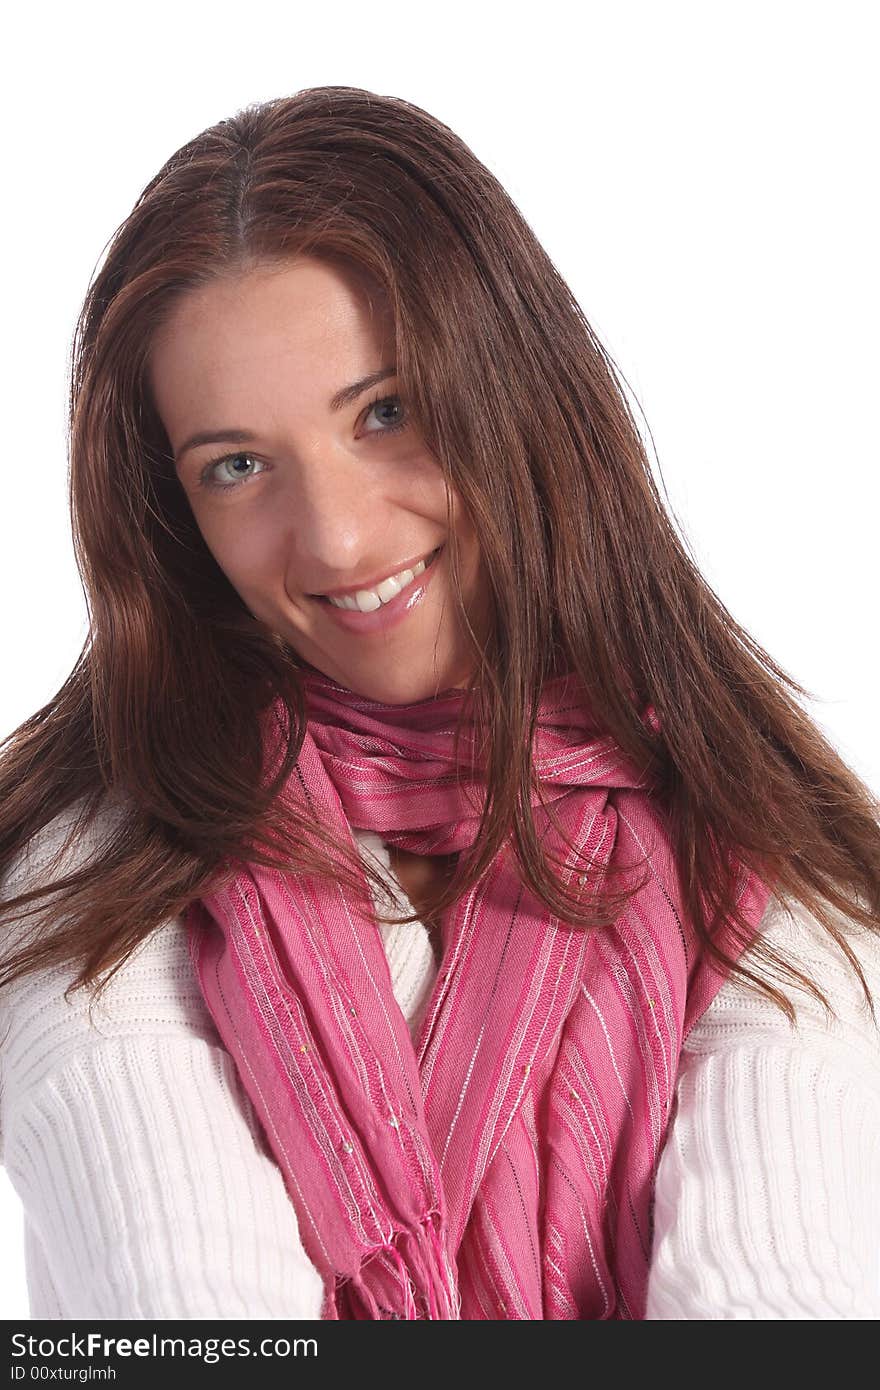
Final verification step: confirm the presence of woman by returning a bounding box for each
[1,86,879,1321]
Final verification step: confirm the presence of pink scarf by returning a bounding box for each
[185,666,772,1319]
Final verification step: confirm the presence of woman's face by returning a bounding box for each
[148,256,488,705]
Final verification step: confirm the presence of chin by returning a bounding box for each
[324,660,473,706]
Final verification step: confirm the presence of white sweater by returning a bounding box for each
[1,807,879,1320]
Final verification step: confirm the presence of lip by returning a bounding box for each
[311,545,444,635]
[313,548,441,600]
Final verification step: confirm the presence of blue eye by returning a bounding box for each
[362,393,408,436]
[198,453,266,490]
[197,393,409,491]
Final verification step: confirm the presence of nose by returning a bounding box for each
[282,443,391,594]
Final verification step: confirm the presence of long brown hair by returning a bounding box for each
[1,85,878,1024]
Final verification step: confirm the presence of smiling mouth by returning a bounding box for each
[312,546,443,605]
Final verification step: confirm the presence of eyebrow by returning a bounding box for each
[173,364,397,462]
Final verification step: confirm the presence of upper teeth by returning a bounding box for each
[327,555,431,612]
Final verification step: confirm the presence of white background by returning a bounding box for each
[1,0,877,1318]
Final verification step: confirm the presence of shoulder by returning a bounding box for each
[684,891,880,1092]
[0,794,121,990]
[0,797,220,1110]
[1,793,128,924]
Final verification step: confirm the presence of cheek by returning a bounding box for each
[406,454,454,509]
[199,514,279,596]
[446,495,480,567]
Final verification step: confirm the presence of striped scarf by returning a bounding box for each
[185,666,771,1319]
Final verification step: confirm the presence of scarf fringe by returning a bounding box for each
[324,1210,461,1320]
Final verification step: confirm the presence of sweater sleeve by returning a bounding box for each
[0,809,326,1320]
[645,896,880,1319]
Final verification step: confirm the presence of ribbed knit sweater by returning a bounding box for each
[1,807,879,1319]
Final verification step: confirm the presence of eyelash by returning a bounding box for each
[197,392,408,492]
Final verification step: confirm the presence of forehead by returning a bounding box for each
[147,257,394,424]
